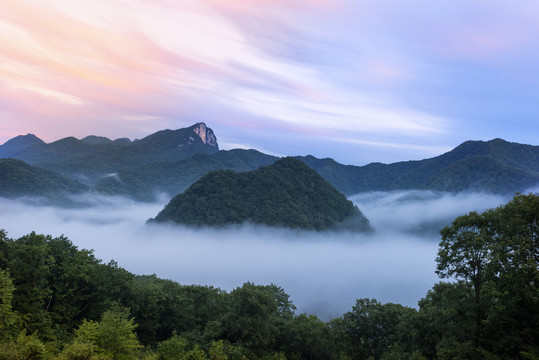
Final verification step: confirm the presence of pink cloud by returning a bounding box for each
[0,0,246,141]
[1,0,342,142]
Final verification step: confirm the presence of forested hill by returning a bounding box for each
[150,157,372,231]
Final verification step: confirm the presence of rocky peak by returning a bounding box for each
[189,123,218,148]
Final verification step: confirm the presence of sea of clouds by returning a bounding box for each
[0,190,511,319]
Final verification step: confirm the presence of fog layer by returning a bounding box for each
[0,191,509,319]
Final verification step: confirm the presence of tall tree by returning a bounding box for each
[435,193,539,358]
[436,211,492,347]
[0,269,20,340]
[4,232,55,338]
[482,193,539,357]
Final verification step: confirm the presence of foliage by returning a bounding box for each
[209,282,294,356]
[57,341,98,360]
[0,330,48,360]
[341,298,417,360]
[0,269,21,341]
[73,305,141,360]
[129,275,225,346]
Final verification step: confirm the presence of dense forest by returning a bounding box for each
[150,157,371,231]
[0,193,537,359]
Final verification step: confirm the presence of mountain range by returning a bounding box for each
[1,122,538,203]
[0,123,218,182]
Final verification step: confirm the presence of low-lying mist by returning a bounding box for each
[0,190,510,320]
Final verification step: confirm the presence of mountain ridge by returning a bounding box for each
[0,122,219,180]
[1,124,538,202]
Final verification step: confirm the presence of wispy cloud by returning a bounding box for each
[1,0,538,163]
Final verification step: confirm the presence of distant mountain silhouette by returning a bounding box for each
[298,138,539,194]
[1,123,537,203]
[96,138,539,200]
[149,157,372,232]
[80,135,114,145]
[0,123,219,180]
[0,134,45,158]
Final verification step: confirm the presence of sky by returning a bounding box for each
[1,0,539,165]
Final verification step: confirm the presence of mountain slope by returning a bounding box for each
[150,157,372,231]
[0,158,88,198]
[95,149,277,201]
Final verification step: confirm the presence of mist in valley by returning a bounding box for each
[0,190,511,320]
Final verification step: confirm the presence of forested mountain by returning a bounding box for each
[0,158,88,200]
[1,123,538,202]
[150,157,372,231]
[0,194,537,359]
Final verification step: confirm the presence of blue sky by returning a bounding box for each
[1,0,538,165]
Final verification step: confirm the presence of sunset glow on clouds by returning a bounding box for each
[1,0,539,164]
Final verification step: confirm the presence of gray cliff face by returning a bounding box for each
[190,122,218,149]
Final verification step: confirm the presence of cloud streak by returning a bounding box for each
[1,0,538,164]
